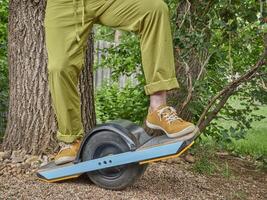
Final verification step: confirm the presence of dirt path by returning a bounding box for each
[0,157,266,200]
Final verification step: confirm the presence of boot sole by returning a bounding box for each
[146,120,196,138]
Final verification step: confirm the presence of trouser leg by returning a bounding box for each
[97,0,179,95]
[44,0,179,143]
[44,0,96,143]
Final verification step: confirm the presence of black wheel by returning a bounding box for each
[81,131,147,190]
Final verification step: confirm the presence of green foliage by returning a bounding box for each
[191,141,217,175]
[96,32,143,82]
[232,129,267,161]
[191,141,234,177]
[94,25,115,42]
[193,155,217,175]
[95,0,266,146]
[0,0,9,138]
[95,81,149,124]
[216,104,267,164]
[173,0,266,142]
[94,31,149,124]
[0,0,8,109]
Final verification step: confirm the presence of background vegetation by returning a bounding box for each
[0,0,8,138]
[94,0,266,165]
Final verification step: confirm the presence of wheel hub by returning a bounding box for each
[93,144,127,179]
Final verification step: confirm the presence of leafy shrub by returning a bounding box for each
[95,80,149,124]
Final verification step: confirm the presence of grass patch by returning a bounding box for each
[221,161,232,178]
[216,103,267,162]
[193,156,217,175]
[191,141,233,177]
[232,129,267,159]
[229,106,267,166]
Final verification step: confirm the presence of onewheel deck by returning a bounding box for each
[37,134,195,183]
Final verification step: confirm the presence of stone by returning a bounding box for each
[40,161,48,168]
[12,168,17,174]
[0,151,11,160]
[0,165,5,171]
[31,160,40,169]
[42,155,49,163]
[16,163,22,168]
[25,156,39,164]
[11,150,26,163]
[10,164,16,168]
[17,168,22,174]
[184,154,195,163]
[21,162,31,170]
[171,157,183,164]
[3,159,11,164]
[166,159,173,164]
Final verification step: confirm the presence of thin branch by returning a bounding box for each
[176,0,191,29]
[196,52,213,81]
[260,77,267,91]
[196,50,266,131]
[178,61,193,115]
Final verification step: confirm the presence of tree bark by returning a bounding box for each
[3,0,96,155]
[79,36,96,134]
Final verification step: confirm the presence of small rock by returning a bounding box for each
[0,151,11,160]
[16,163,22,168]
[11,168,17,174]
[11,150,26,163]
[31,160,40,169]
[3,159,11,164]
[166,159,173,164]
[171,157,183,164]
[21,162,31,170]
[17,168,22,174]
[10,164,16,168]
[42,155,49,163]
[40,160,49,168]
[0,165,5,171]
[25,156,39,164]
[216,152,229,157]
[184,154,195,163]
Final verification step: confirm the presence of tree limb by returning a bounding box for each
[196,47,266,132]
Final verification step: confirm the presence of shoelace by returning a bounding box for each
[157,106,183,124]
[58,142,72,152]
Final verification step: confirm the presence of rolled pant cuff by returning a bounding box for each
[144,78,179,95]
[56,129,84,143]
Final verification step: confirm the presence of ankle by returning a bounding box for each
[149,91,167,111]
[149,104,166,112]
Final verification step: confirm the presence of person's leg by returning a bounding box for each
[150,91,167,111]
[97,0,178,95]
[44,0,105,164]
[97,0,195,137]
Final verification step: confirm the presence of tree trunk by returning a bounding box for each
[3,0,96,155]
[79,36,96,134]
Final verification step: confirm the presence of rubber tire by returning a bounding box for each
[82,131,146,190]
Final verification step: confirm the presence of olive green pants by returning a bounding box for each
[45,0,179,143]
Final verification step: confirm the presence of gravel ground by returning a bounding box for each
[0,160,266,200]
